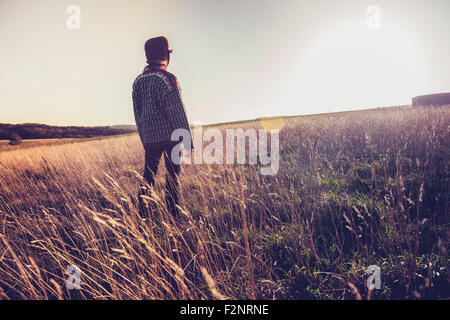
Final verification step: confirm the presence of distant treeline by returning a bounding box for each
[0,123,137,140]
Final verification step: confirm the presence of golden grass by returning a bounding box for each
[0,106,448,300]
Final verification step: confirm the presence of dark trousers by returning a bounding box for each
[139,141,180,217]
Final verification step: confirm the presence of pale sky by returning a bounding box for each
[1,0,449,126]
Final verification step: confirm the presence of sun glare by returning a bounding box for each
[284,17,431,114]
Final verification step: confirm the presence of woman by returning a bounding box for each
[132,36,192,217]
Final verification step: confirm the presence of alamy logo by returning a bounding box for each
[366,265,381,290]
[366,5,381,30]
[66,5,81,30]
[66,265,81,290]
[170,124,280,176]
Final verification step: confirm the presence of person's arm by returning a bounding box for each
[160,77,193,148]
[132,79,144,141]
[164,82,190,131]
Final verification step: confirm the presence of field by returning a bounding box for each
[0,106,448,300]
[0,134,136,152]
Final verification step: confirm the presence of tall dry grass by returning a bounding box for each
[0,106,448,299]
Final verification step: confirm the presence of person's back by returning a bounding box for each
[132,36,191,217]
[133,66,190,144]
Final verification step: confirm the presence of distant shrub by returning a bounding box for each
[9,133,22,145]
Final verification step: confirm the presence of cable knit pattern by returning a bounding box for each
[132,69,191,144]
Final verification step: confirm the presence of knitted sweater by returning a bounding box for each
[132,68,191,144]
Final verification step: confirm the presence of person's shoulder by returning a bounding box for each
[133,71,164,87]
[156,70,178,90]
[135,70,177,90]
